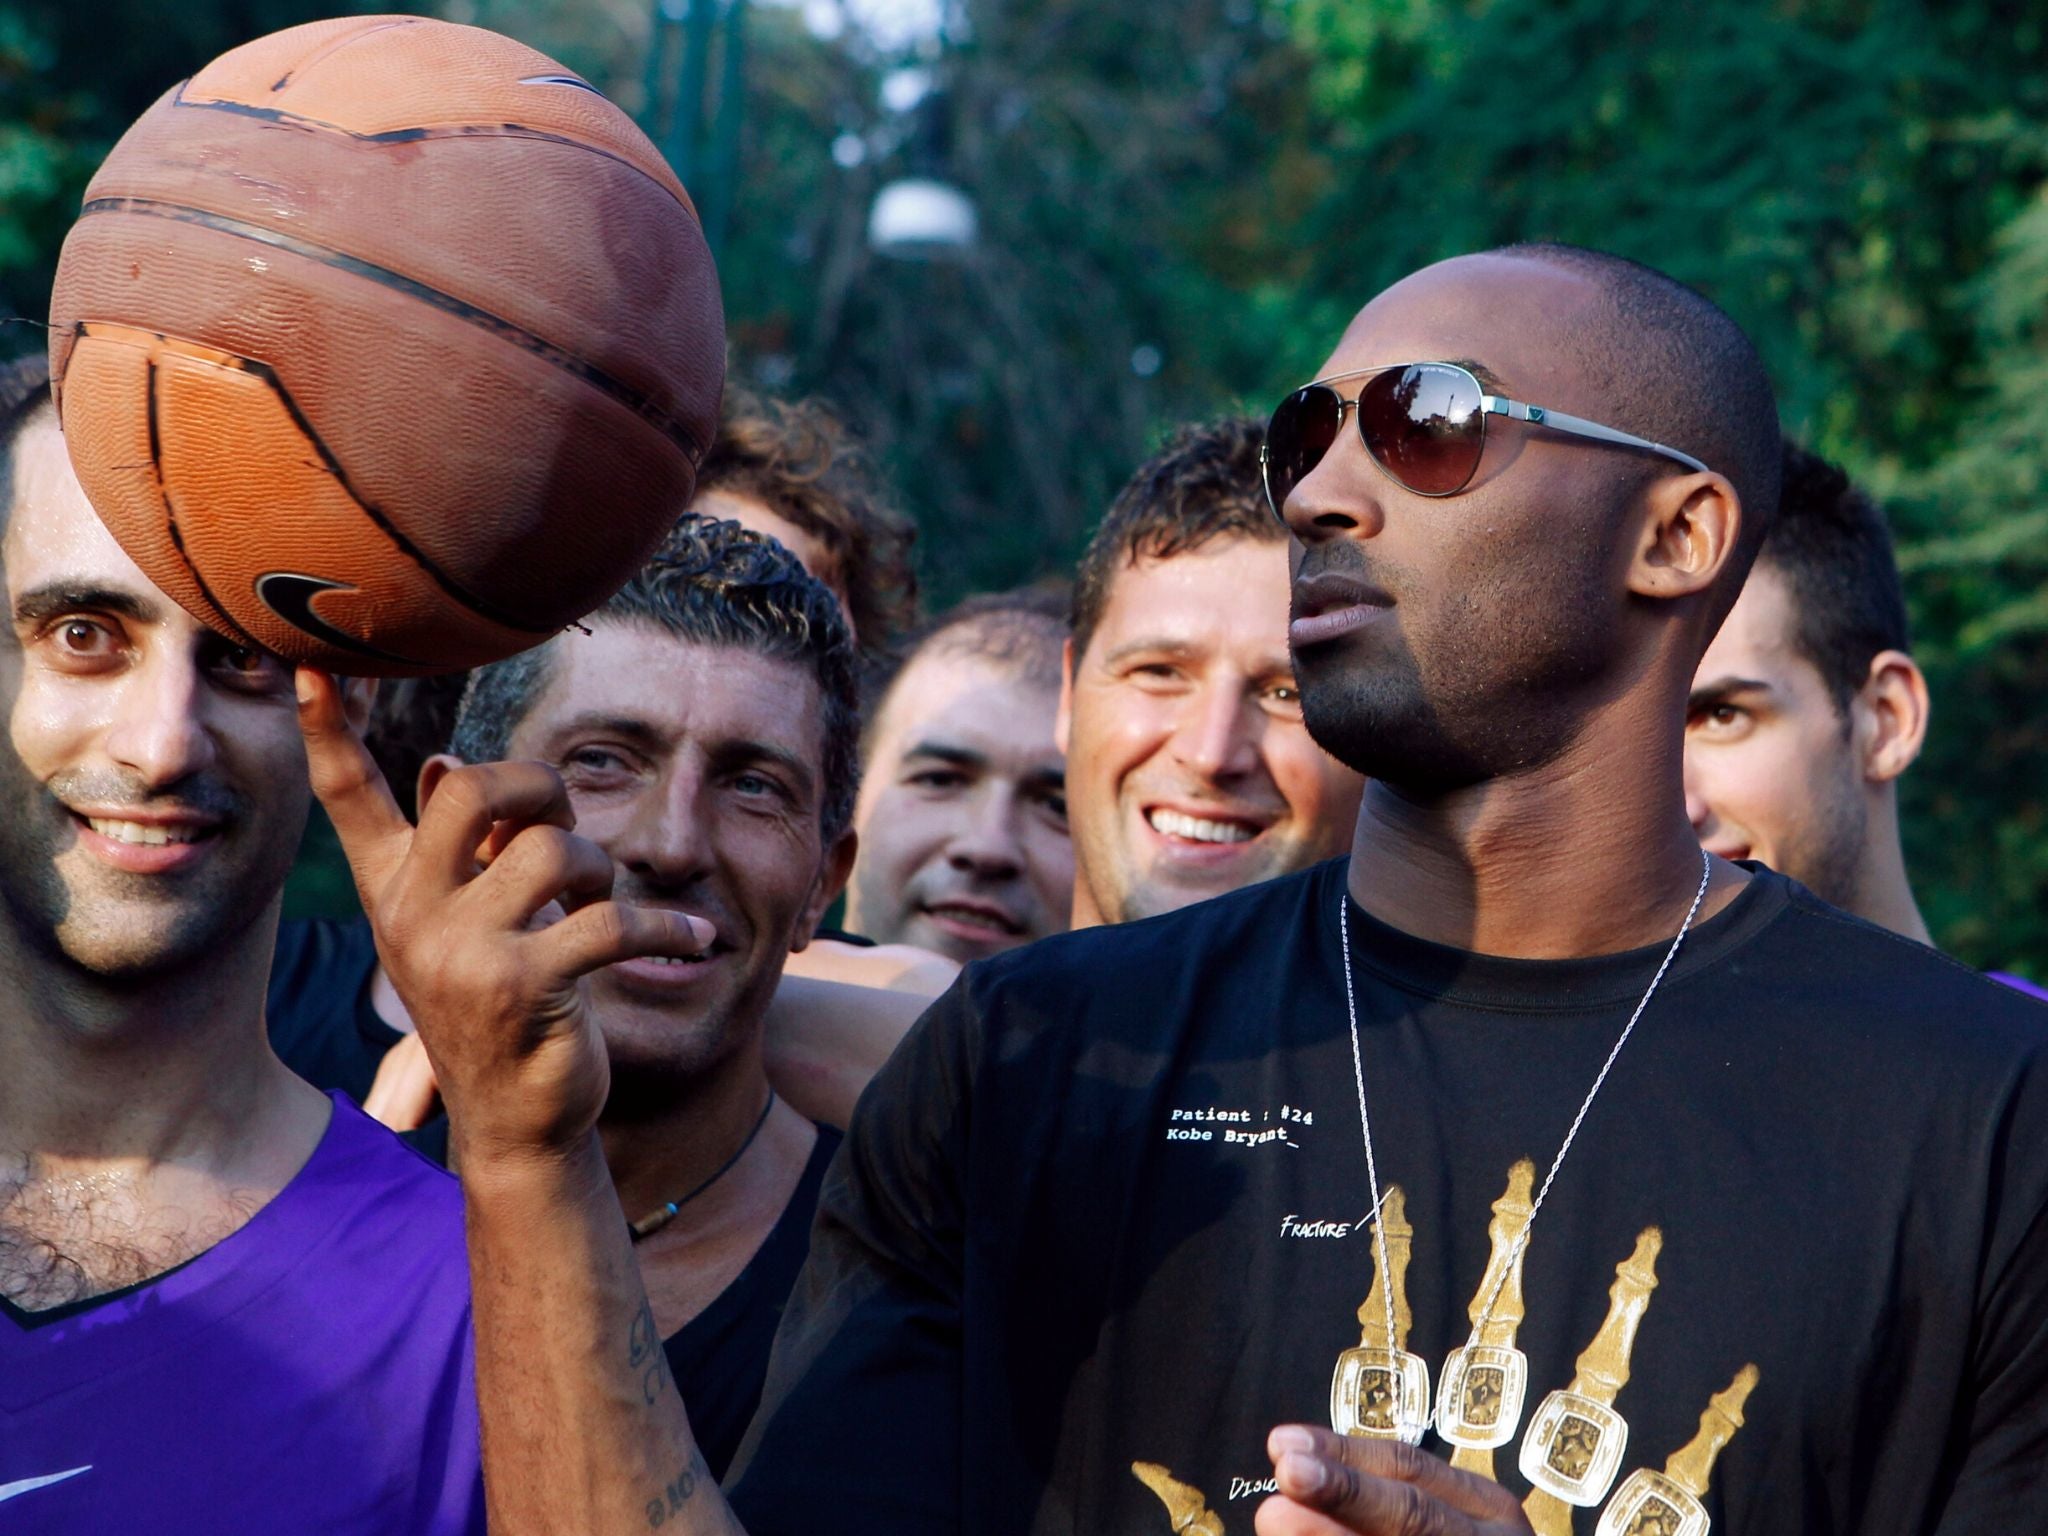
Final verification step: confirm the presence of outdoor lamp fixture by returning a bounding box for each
[865,76,977,260]
[867,176,978,259]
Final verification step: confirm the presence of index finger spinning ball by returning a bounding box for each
[47,14,724,676]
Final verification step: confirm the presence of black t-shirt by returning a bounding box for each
[267,919,454,1162]
[727,860,2048,1536]
[666,1126,842,1482]
[266,917,395,1102]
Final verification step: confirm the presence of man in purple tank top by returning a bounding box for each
[0,358,484,1532]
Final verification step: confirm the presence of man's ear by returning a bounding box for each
[416,752,464,816]
[1629,472,1743,604]
[340,677,379,735]
[793,826,859,953]
[1054,637,1076,756]
[1852,649,1930,786]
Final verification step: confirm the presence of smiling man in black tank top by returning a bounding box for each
[428,514,856,1479]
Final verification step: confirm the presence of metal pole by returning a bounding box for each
[641,0,672,142]
[666,0,718,187]
[702,0,746,257]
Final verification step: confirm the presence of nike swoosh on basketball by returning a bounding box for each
[254,571,418,666]
[0,1467,92,1503]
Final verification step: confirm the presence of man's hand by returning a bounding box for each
[1257,1427,1536,1536]
[296,667,714,1161]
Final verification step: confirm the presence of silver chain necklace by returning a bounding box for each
[1333,847,1712,1447]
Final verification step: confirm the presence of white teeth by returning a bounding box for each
[87,818,202,846]
[1147,808,1255,845]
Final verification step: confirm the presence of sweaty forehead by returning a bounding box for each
[877,646,1059,759]
[512,622,825,757]
[2,411,161,601]
[1091,536,1293,668]
[1699,564,1801,679]
[1318,254,1611,406]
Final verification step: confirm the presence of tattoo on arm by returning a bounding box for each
[628,1297,675,1406]
[644,1448,709,1528]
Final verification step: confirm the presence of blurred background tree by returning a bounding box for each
[2,0,2043,968]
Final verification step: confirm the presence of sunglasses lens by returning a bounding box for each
[1264,384,1344,518]
[1357,364,1485,496]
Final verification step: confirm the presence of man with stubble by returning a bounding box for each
[426,516,859,1478]
[846,589,1074,963]
[0,356,482,1531]
[1062,418,1364,927]
[305,247,2048,1536]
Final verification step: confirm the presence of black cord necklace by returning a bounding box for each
[627,1088,778,1242]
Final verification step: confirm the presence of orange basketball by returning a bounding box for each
[47,15,724,676]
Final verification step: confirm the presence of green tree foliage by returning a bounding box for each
[1893,188,2048,966]
[1271,0,2048,969]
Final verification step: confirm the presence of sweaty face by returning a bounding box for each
[1685,565,1867,903]
[847,645,1070,961]
[502,626,839,1097]
[1284,256,1647,790]
[0,412,308,980]
[1061,537,1363,924]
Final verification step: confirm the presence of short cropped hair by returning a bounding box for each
[0,353,53,528]
[1755,439,1911,712]
[450,515,861,840]
[1071,417,1277,662]
[368,674,470,822]
[863,585,1069,759]
[1491,243,1782,582]
[699,390,919,654]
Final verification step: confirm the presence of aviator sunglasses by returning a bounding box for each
[1259,361,1710,516]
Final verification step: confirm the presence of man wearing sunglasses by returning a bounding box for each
[308,244,2048,1536]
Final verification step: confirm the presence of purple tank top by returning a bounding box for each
[1,1093,483,1533]
[1989,970,2048,1004]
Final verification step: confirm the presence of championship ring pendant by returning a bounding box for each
[1435,1343,1528,1450]
[1517,1388,1629,1506]
[1330,1345,1431,1445]
[1594,1469,1709,1536]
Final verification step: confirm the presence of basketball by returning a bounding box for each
[46,15,725,676]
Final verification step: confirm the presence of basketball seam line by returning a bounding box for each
[78,195,709,464]
[249,354,555,638]
[169,78,702,224]
[108,320,553,640]
[266,17,417,94]
[146,354,267,653]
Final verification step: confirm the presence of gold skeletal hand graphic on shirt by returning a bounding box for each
[1329,1186,1431,1441]
[1595,1364,1759,1536]
[1131,1460,1225,1536]
[1442,1160,1538,1478]
[1521,1228,1662,1534]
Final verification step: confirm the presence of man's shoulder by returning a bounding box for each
[1756,875,2048,1059]
[973,861,1333,997]
[269,914,378,989]
[307,1095,468,1267]
[930,862,1335,1077]
[267,916,378,1031]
